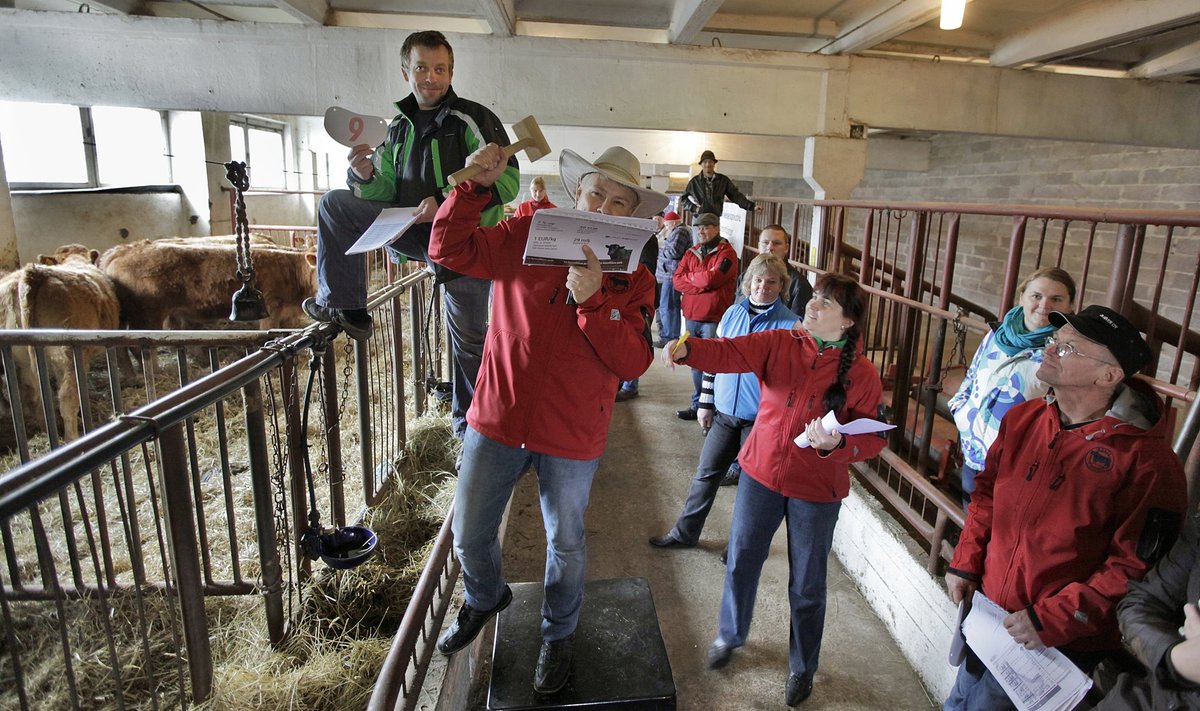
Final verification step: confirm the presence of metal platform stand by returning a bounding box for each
[487,577,676,710]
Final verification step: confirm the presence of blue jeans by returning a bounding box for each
[451,426,599,641]
[670,411,754,544]
[658,282,682,342]
[441,277,489,437]
[684,319,719,409]
[717,474,841,679]
[315,190,487,436]
[944,647,1017,711]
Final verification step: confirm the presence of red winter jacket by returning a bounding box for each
[428,183,655,460]
[673,238,738,323]
[683,329,885,502]
[949,379,1187,652]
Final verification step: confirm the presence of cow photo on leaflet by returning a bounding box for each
[0,244,121,440]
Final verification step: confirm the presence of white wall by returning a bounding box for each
[833,480,958,701]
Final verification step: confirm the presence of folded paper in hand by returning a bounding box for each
[522,208,657,272]
[345,208,419,255]
[793,410,895,448]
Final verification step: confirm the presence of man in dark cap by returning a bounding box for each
[943,305,1187,711]
[679,150,755,218]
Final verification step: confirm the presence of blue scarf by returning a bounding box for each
[992,305,1055,357]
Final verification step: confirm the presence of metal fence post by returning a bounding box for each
[157,421,213,702]
[242,378,285,646]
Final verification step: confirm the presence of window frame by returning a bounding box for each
[2,103,172,191]
[227,114,290,191]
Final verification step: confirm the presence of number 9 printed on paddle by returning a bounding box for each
[324,106,388,149]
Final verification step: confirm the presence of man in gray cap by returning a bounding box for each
[428,143,667,695]
[679,149,755,218]
[944,305,1186,711]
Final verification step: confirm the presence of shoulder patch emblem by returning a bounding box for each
[610,309,621,321]
[1085,447,1114,473]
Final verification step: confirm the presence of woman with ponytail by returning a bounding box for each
[947,267,1075,508]
[662,273,885,707]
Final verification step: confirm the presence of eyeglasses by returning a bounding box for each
[1044,335,1117,366]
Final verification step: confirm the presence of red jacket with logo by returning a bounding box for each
[673,238,739,323]
[683,329,885,502]
[429,182,654,460]
[949,379,1187,652]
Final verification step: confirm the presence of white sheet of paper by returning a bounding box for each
[961,592,1092,711]
[324,106,389,148]
[522,208,657,272]
[793,410,895,448]
[345,207,418,255]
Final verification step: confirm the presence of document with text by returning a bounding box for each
[345,207,419,255]
[522,208,658,272]
[962,592,1092,711]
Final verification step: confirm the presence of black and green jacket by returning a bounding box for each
[350,87,520,262]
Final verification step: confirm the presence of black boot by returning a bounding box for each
[785,673,813,706]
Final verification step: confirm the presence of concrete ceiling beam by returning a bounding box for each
[991,0,1200,68]
[1129,36,1200,79]
[668,0,722,44]
[704,12,838,38]
[89,0,143,13]
[477,0,514,37]
[818,0,941,55]
[271,0,327,25]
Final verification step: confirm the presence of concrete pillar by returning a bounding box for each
[0,136,19,270]
[803,135,867,269]
[201,113,234,236]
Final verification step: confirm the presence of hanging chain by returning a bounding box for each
[934,308,969,391]
[225,161,255,286]
[336,337,354,424]
[263,369,293,584]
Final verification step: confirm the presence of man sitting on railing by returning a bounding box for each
[427,144,666,695]
[303,30,519,442]
[944,306,1187,711]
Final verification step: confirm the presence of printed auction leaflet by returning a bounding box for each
[962,592,1092,711]
[523,208,658,272]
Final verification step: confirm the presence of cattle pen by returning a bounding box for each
[0,198,1197,710]
[0,262,466,710]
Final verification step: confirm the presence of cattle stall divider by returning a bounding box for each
[0,264,458,708]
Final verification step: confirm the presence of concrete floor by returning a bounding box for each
[488,358,939,710]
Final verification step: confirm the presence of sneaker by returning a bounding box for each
[436,585,513,655]
[614,388,639,402]
[719,470,740,487]
[707,640,734,670]
[302,298,373,341]
[533,635,573,695]
[649,533,693,549]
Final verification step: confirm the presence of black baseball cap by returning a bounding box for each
[1049,305,1152,378]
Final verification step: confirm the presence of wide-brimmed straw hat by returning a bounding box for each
[559,146,669,219]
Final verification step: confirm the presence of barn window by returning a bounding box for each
[228,116,289,190]
[0,101,90,187]
[0,101,170,189]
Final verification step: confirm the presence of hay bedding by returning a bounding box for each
[0,320,461,710]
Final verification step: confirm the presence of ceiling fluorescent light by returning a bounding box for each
[940,0,965,30]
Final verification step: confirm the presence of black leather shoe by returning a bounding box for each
[707,641,734,670]
[533,635,573,695]
[785,673,813,706]
[719,547,728,565]
[436,585,513,655]
[676,408,698,421]
[649,534,693,549]
[302,298,374,341]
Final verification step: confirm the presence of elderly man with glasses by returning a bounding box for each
[943,305,1187,711]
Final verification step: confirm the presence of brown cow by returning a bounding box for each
[99,240,317,330]
[0,244,121,439]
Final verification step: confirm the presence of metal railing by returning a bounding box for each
[0,264,448,709]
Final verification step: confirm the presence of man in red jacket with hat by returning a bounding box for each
[428,143,667,695]
[944,305,1187,711]
[672,212,738,420]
